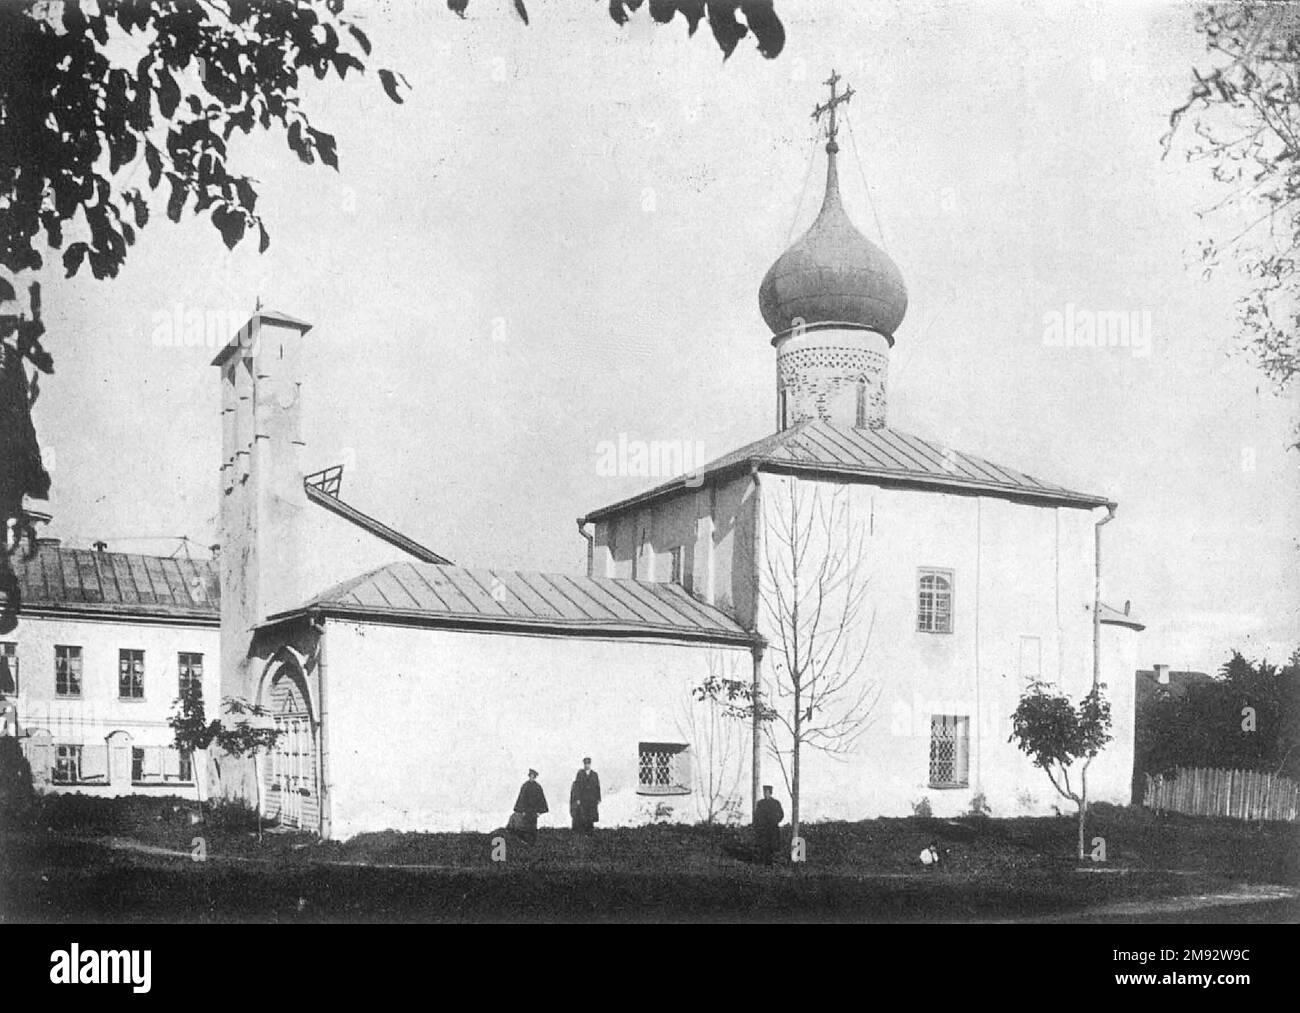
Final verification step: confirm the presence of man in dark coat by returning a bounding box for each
[753,785,785,866]
[569,756,601,834]
[512,768,548,844]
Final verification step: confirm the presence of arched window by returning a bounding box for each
[917,569,953,633]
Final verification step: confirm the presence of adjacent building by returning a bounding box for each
[1,539,218,795]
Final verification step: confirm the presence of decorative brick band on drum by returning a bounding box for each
[777,342,889,428]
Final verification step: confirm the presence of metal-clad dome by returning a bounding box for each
[759,148,907,338]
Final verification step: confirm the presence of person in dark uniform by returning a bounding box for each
[569,756,601,834]
[753,785,785,865]
[512,768,549,844]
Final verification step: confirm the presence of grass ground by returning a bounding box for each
[1,795,1296,922]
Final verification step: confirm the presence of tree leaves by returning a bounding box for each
[61,243,89,278]
[347,23,372,55]
[309,127,339,169]
[211,204,246,250]
[378,68,406,104]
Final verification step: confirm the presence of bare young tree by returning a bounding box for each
[677,652,750,825]
[759,479,879,849]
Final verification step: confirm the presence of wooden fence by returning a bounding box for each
[1143,766,1300,823]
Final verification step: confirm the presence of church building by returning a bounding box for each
[208,74,1141,838]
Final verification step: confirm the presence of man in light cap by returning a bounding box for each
[569,756,601,835]
[753,785,784,866]
[512,768,549,844]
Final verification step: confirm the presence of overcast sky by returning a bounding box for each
[28,0,1300,673]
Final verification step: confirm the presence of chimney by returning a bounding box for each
[1154,663,1170,685]
[36,536,60,549]
[212,310,312,702]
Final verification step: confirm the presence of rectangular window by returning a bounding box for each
[637,742,691,795]
[1019,636,1042,683]
[54,744,82,785]
[929,715,970,788]
[668,546,683,584]
[178,652,203,699]
[55,646,82,697]
[119,649,144,700]
[131,747,144,783]
[0,641,17,695]
[178,750,193,783]
[917,568,954,634]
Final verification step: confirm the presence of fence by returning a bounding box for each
[1143,766,1300,823]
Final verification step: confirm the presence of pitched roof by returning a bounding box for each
[268,561,756,646]
[7,542,219,622]
[580,419,1112,522]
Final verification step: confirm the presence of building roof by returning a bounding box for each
[7,541,219,623]
[267,561,757,646]
[581,419,1113,522]
[1098,601,1145,631]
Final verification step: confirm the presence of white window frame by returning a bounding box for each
[119,648,145,700]
[637,741,691,796]
[178,652,203,699]
[917,568,954,634]
[0,641,17,695]
[53,743,83,785]
[928,714,970,789]
[55,645,82,698]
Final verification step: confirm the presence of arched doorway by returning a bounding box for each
[261,659,318,832]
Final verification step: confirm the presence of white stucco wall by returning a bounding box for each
[321,619,755,839]
[5,612,218,796]
[592,470,1138,822]
[753,475,1135,820]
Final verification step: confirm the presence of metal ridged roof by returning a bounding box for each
[9,544,219,620]
[282,562,754,644]
[582,419,1112,522]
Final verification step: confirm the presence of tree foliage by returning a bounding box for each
[1165,3,1300,446]
[1009,682,1112,860]
[168,680,281,760]
[1141,649,1300,779]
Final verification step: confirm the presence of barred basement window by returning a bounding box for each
[119,649,144,700]
[637,742,691,795]
[917,569,953,634]
[0,641,17,694]
[55,646,82,697]
[54,744,82,785]
[929,715,970,788]
[178,652,203,699]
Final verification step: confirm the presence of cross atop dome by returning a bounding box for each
[758,70,908,343]
[812,69,854,153]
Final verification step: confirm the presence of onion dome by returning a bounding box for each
[759,139,908,338]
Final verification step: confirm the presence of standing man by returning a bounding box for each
[512,768,549,845]
[569,756,601,834]
[753,785,785,866]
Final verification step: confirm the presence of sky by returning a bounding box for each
[24,0,1300,674]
